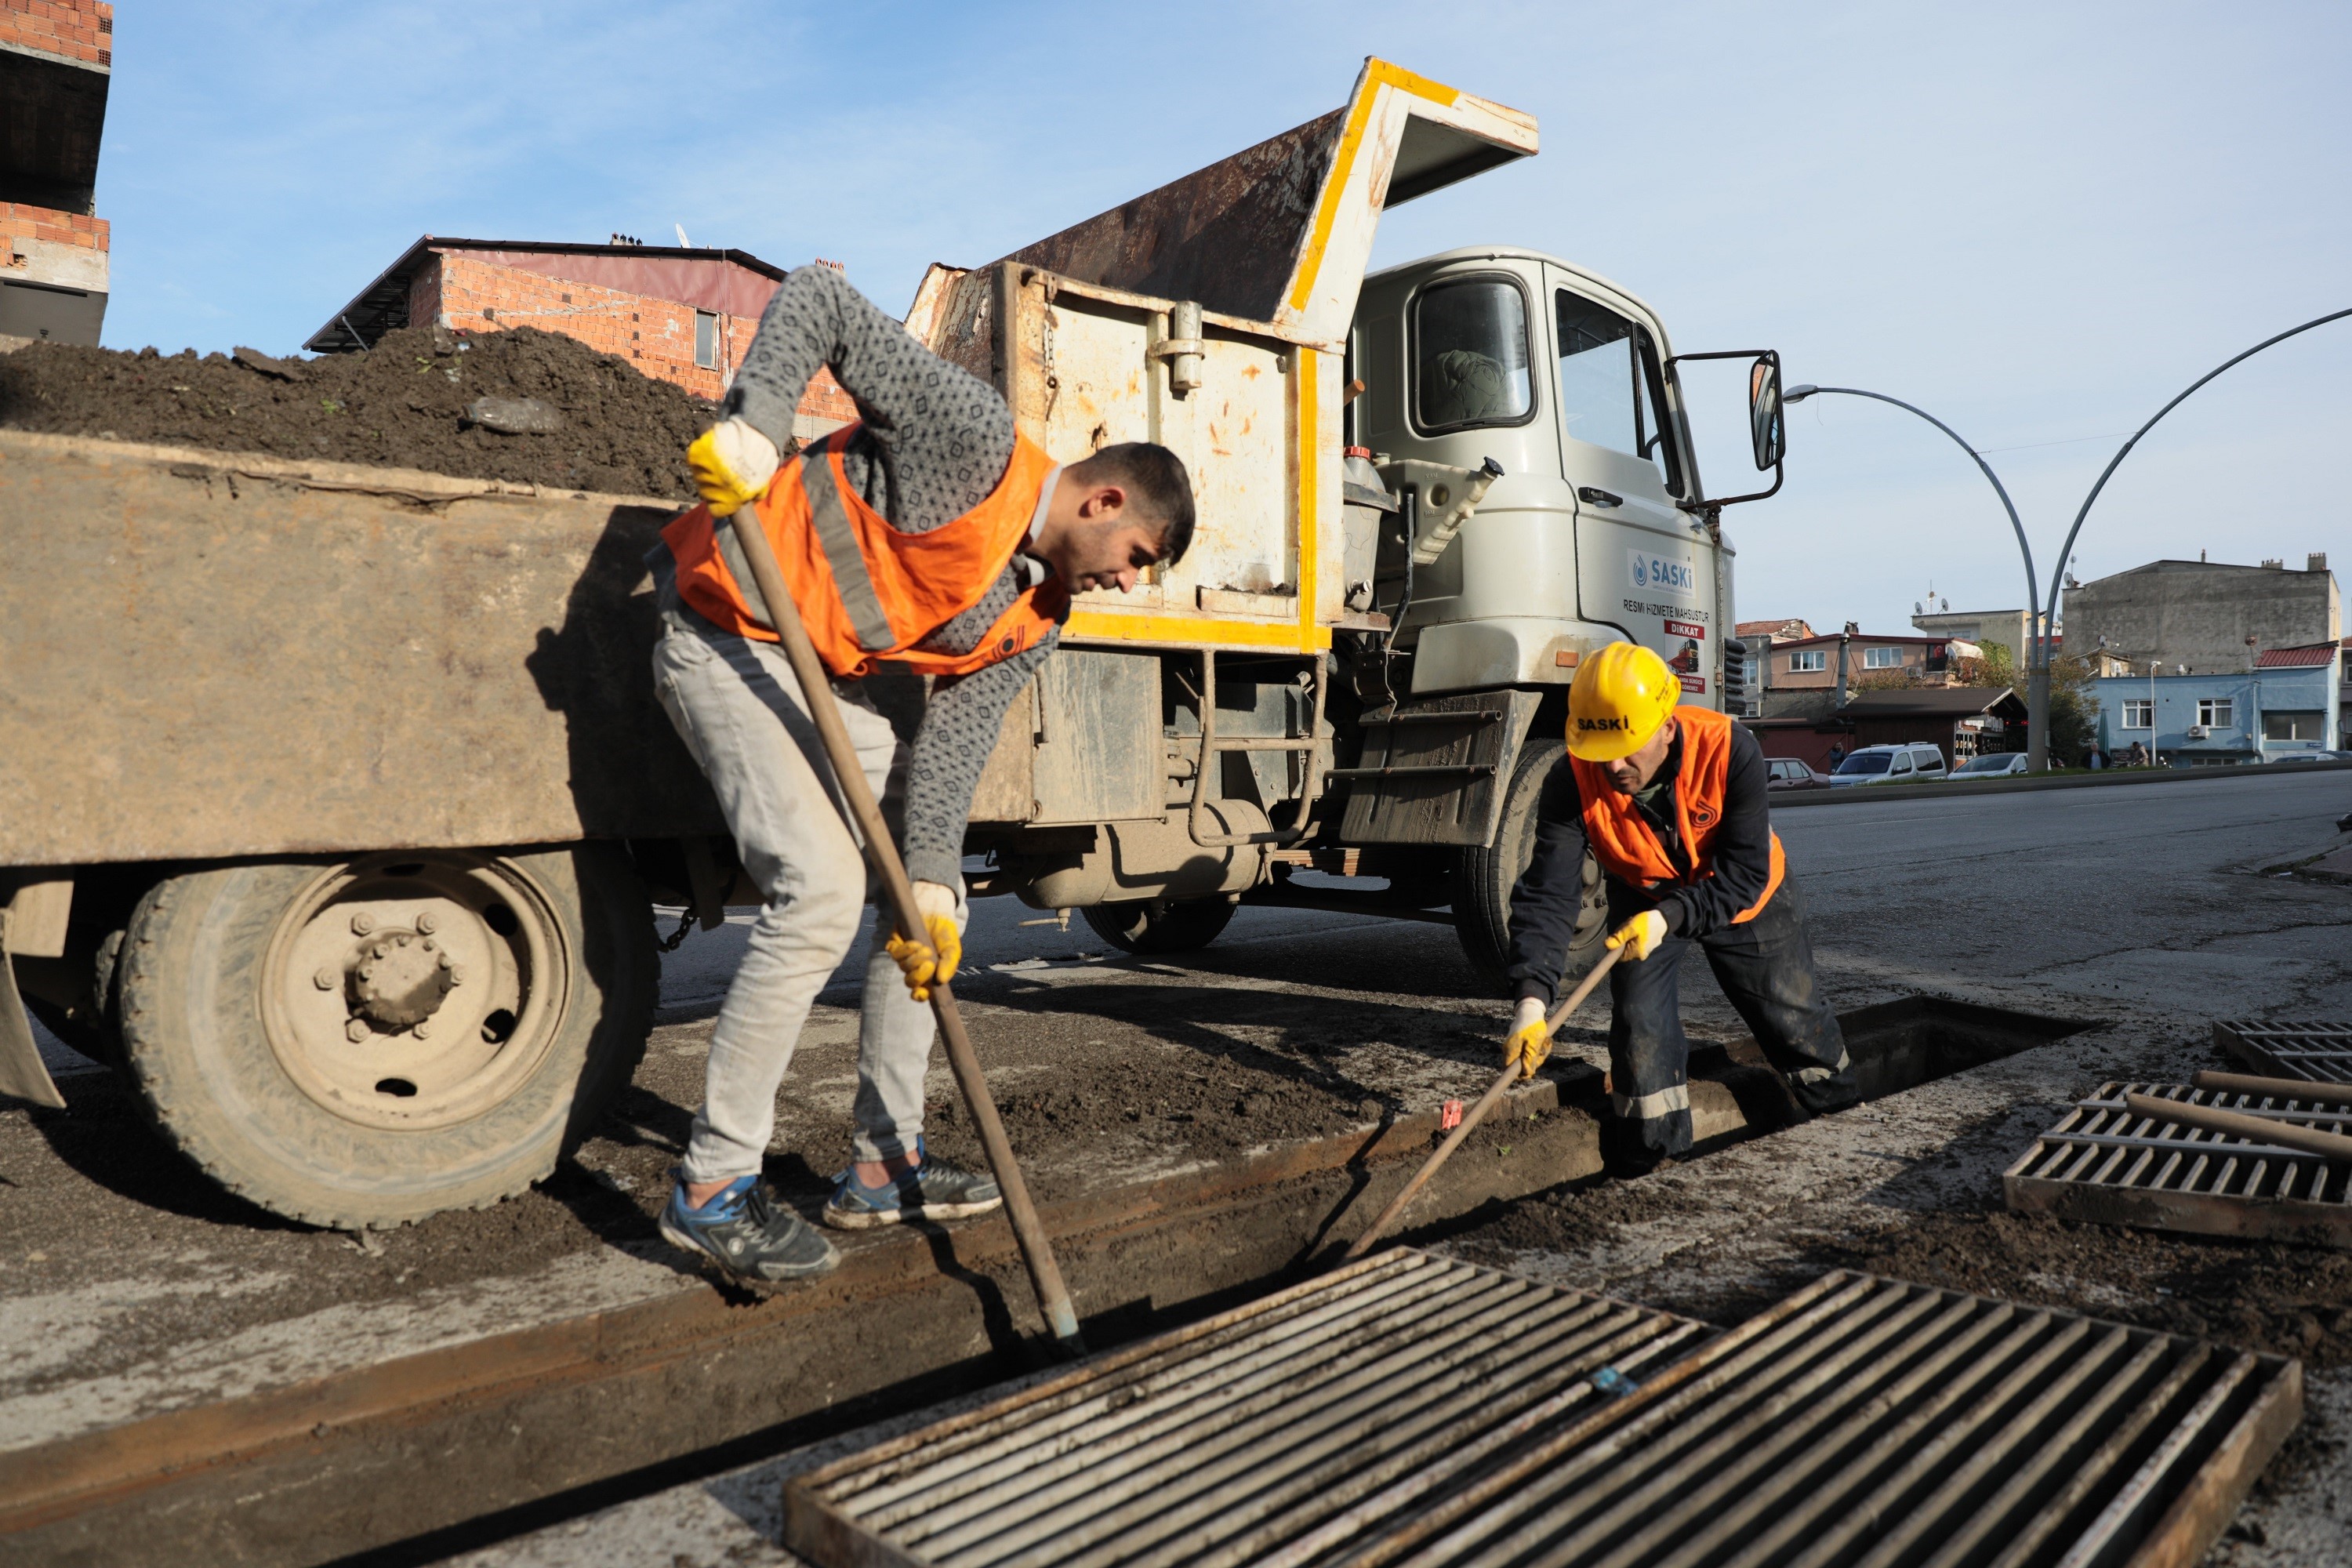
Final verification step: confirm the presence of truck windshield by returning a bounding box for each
[1414,278,1531,432]
[1835,753,1893,775]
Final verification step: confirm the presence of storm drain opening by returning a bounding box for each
[2215,1018,2352,1082]
[784,1263,2297,1568]
[2006,1080,2352,1248]
[1822,996,2093,1103]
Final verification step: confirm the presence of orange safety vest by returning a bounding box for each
[1570,705,1786,924]
[662,425,1066,679]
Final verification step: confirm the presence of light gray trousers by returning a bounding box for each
[652,607,964,1182]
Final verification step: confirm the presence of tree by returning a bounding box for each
[1955,644,2094,763]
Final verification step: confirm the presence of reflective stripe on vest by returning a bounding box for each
[662,425,1063,679]
[713,455,894,652]
[1569,705,1786,924]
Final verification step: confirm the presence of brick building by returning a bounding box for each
[0,0,113,346]
[307,238,858,440]
[1767,630,1965,691]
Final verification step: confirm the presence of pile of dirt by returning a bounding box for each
[0,325,710,498]
[1820,1210,2352,1368]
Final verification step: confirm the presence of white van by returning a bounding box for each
[1827,742,1949,787]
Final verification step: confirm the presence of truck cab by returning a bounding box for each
[1350,248,1727,710]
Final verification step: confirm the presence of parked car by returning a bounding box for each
[1949,752,2031,779]
[1765,757,1832,791]
[1827,742,1950,787]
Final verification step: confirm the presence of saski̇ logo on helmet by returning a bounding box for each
[1628,547,1695,594]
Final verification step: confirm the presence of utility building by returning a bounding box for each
[0,0,112,347]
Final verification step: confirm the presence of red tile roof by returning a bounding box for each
[2254,643,2340,669]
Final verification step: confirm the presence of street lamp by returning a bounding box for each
[1781,385,2051,767]
[2036,307,2352,699]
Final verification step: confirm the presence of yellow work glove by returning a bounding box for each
[884,880,963,1002]
[686,417,781,517]
[1605,909,1669,962]
[1504,996,1553,1080]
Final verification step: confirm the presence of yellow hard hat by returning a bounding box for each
[1566,641,1680,760]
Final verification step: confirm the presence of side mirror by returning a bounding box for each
[1664,346,1786,509]
[1748,354,1784,470]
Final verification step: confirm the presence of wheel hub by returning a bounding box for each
[262,855,566,1130]
[347,930,456,1029]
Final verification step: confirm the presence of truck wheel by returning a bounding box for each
[117,845,656,1229]
[1081,896,1237,954]
[1454,739,1608,995]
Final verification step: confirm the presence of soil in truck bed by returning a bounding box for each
[0,325,710,499]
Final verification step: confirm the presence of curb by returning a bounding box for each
[1772,757,2352,809]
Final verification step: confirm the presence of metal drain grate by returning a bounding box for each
[786,1263,2298,1568]
[783,1250,1710,1568]
[2005,1080,2352,1247]
[2216,1019,2352,1082]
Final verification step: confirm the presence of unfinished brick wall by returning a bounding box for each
[0,201,105,255]
[409,251,857,433]
[0,0,113,67]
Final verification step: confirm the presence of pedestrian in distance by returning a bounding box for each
[1498,642,1859,1174]
[1825,742,1846,770]
[647,266,1196,1287]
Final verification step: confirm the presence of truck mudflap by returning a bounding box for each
[1332,689,1541,845]
[0,927,64,1110]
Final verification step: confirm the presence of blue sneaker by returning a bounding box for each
[659,1174,839,1287]
[824,1141,1003,1231]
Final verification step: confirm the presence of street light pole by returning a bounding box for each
[2037,306,2352,720]
[1782,385,2049,767]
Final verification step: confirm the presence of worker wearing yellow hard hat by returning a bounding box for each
[1501,640,1856,1173]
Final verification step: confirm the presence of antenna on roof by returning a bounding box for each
[675,223,692,248]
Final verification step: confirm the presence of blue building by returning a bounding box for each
[2092,642,2341,764]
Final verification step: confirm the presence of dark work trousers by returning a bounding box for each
[1602,874,1854,1163]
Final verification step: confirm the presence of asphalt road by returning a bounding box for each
[654,764,2352,1029]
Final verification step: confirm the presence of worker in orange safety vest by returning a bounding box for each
[647,265,1196,1288]
[1498,641,1857,1174]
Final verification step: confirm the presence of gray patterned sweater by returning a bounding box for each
[699,264,1057,887]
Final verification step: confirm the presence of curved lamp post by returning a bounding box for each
[2036,307,2352,692]
[1781,385,2049,765]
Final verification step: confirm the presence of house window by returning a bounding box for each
[695,310,720,369]
[2264,711,2327,741]
[1790,650,1826,673]
[1862,646,1904,670]
[2197,698,2235,728]
[2122,699,2152,728]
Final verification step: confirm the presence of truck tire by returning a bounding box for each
[1454,738,1607,995]
[117,845,656,1229]
[1081,896,1238,954]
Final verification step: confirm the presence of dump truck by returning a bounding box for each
[0,60,1790,1228]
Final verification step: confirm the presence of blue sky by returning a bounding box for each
[94,2,2350,637]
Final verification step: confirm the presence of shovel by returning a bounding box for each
[1341,946,1623,1262]
[721,506,1084,1357]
